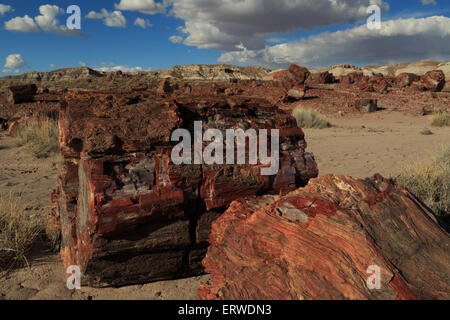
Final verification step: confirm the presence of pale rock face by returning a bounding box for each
[316,60,450,79]
[153,64,271,81]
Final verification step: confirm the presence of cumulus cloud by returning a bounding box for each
[94,62,151,72]
[0,4,13,16]
[4,5,82,36]
[134,17,153,29]
[169,35,183,43]
[168,0,389,51]
[86,9,127,27]
[218,16,450,69]
[115,0,166,14]
[3,54,26,72]
[4,15,39,33]
[421,0,437,5]
[34,4,63,31]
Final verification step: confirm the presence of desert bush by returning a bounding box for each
[15,119,59,158]
[0,193,41,270]
[430,112,450,127]
[395,146,450,218]
[292,107,331,129]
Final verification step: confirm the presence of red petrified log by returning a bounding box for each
[287,64,311,84]
[395,73,420,88]
[199,174,450,300]
[306,72,335,86]
[273,64,311,90]
[421,70,446,92]
[50,91,318,287]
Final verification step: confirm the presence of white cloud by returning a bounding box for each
[4,15,39,33]
[2,69,19,74]
[134,17,153,29]
[169,35,183,43]
[0,4,13,16]
[4,54,26,70]
[218,16,450,69]
[34,4,63,32]
[4,5,81,36]
[94,62,150,72]
[421,0,437,5]
[86,9,127,27]
[115,0,166,14]
[168,0,389,51]
[50,64,57,68]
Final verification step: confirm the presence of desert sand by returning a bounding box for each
[0,110,449,300]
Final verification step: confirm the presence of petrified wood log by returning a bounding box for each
[198,174,450,300]
[48,91,318,287]
[6,84,38,104]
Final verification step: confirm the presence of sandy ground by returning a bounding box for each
[0,110,449,300]
[304,111,450,178]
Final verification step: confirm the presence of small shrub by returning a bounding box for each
[292,107,331,129]
[15,119,59,158]
[0,193,41,270]
[430,112,450,127]
[394,146,450,218]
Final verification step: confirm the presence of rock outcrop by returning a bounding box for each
[6,84,38,104]
[421,70,446,92]
[305,71,335,86]
[199,174,450,300]
[47,90,318,287]
[273,64,310,89]
[154,64,271,81]
[395,73,421,88]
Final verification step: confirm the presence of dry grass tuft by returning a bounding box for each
[292,107,331,129]
[430,112,450,127]
[15,119,59,158]
[0,193,41,271]
[395,145,450,218]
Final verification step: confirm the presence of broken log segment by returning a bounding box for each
[199,174,450,300]
[47,90,318,287]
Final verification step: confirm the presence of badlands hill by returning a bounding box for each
[0,60,448,93]
[315,60,450,79]
[1,64,271,83]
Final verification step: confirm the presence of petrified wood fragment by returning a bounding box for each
[199,174,450,300]
[50,91,318,287]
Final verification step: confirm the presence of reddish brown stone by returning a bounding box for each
[287,64,311,84]
[395,73,420,88]
[199,174,450,300]
[273,65,311,90]
[352,98,378,113]
[306,71,335,86]
[421,70,445,92]
[50,90,318,287]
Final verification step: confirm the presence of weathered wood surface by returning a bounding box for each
[199,174,450,300]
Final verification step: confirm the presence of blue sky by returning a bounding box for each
[0,0,449,75]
